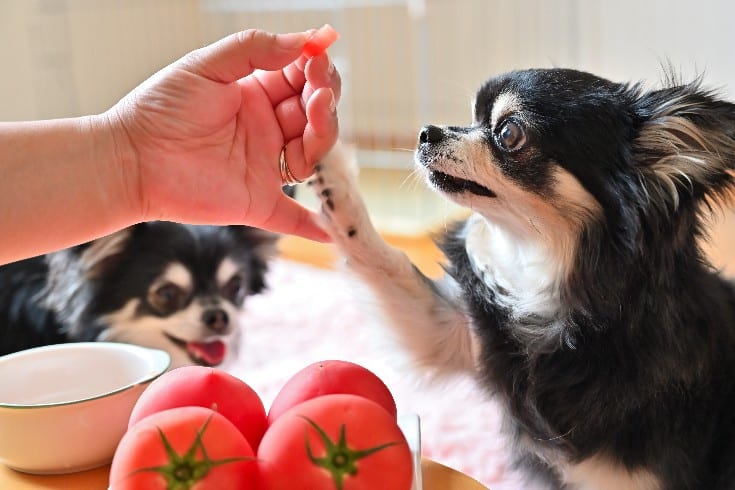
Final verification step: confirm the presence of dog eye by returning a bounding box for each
[222,275,245,304]
[496,120,526,151]
[149,283,186,313]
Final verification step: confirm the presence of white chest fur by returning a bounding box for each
[462,214,565,320]
[465,215,662,489]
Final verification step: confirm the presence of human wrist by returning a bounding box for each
[89,110,144,225]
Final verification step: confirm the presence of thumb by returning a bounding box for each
[253,195,330,242]
[181,29,309,83]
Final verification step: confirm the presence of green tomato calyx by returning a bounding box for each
[302,416,398,490]
[128,414,249,490]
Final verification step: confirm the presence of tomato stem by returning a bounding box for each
[125,414,250,490]
[301,416,397,490]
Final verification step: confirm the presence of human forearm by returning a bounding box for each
[0,114,138,264]
[0,27,340,264]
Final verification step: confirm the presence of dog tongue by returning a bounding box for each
[186,340,226,366]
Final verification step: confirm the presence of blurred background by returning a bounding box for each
[2,3,734,485]
[1,0,733,266]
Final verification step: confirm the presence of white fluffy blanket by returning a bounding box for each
[225,259,530,489]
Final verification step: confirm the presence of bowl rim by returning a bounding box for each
[0,342,171,409]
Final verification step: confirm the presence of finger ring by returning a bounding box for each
[279,146,303,185]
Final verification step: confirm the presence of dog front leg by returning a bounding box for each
[311,143,476,376]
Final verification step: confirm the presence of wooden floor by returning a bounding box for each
[280,207,735,278]
[278,232,446,278]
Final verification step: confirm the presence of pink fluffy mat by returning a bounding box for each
[224,258,530,489]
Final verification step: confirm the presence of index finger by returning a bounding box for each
[252,58,308,107]
[180,29,310,83]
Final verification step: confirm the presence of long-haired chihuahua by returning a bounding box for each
[0,222,278,369]
[311,69,735,489]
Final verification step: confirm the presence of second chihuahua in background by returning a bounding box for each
[0,222,279,368]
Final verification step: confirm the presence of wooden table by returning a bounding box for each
[0,459,488,490]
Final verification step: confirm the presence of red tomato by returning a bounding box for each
[267,360,397,425]
[303,24,340,58]
[129,366,267,450]
[257,394,412,490]
[110,406,257,490]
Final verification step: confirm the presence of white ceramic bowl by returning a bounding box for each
[0,342,170,475]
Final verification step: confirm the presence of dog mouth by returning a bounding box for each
[428,170,496,198]
[165,333,226,366]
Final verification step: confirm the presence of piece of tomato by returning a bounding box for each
[267,360,398,425]
[129,366,268,450]
[257,394,412,490]
[303,24,340,58]
[110,406,257,490]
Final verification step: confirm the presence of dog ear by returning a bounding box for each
[46,226,136,281]
[81,225,137,277]
[633,80,735,210]
[79,226,137,278]
[41,227,135,330]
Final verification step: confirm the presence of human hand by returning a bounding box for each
[107,28,341,240]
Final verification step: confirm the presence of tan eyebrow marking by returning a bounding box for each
[216,257,240,287]
[150,263,192,293]
[491,92,522,129]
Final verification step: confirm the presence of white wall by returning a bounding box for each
[0,0,202,120]
[399,0,735,126]
[2,0,734,139]
[575,0,735,96]
[201,0,735,151]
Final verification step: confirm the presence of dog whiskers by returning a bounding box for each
[398,168,424,192]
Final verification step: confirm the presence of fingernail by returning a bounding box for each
[329,90,337,113]
[328,60,335,76]
[277,32,308,49]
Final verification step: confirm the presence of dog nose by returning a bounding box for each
[203,308,229,334]
[419,125,444,145]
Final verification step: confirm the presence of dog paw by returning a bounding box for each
[309,142,368,242]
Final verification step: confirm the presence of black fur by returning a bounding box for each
[313,68,735,489]
[439,70,735,488]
